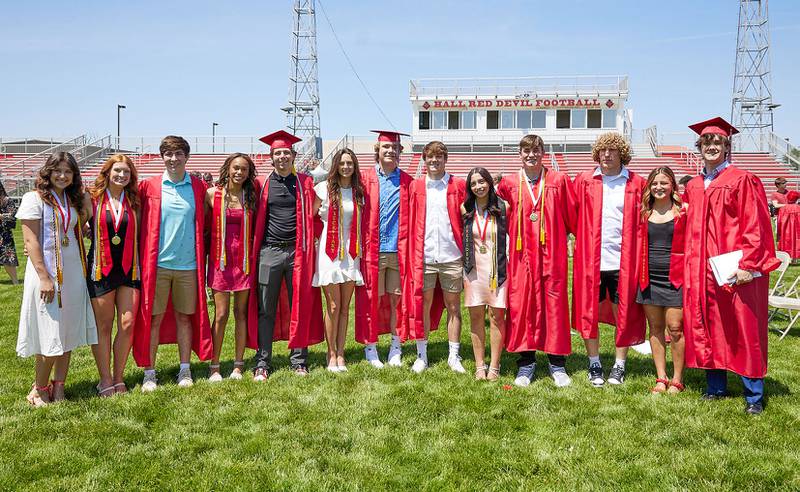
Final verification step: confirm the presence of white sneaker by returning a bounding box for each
[631,341,652,355]
[208,372,223,383]
[447,355,467,374]
[229,369,243,380]
[551,370,572,388]
[513,375,531,387]
[387,347,402,367]
[411,358,428,373]
[177,368,194,388]
[326,365,342,373]
[141,372,158,393]
[365,346,384,368]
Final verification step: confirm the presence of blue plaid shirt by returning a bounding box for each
[701,160,729,189]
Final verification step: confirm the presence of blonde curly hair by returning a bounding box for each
[591,132,632,166]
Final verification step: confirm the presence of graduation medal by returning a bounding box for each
[61,236,70,247]
[529,212,538,222]
[475,206,491,255]
[106,189,125,248]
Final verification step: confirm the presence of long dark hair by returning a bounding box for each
[641,166,681,219]
[35,152,85,216]
[216,152,257,209]
[463,167,502,220]
[327,148,364,207]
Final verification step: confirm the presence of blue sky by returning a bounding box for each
[2,0,799,143]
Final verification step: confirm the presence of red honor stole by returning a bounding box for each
[92,193,139,281]
[325,189,361,261]
[213,187,252,275]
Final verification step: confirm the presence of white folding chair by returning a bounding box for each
[768,251,793,322]
[769,272,800,340]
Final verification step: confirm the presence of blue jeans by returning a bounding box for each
[705,369,764,405]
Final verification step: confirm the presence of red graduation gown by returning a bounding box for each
[405,174,465,341]
[571,169,646,346]
[246,173,324,349]
[777,204,800,259]
[497,169,575,355]
[133,175,213,367]
[353,166,413,344]
[683,166,780,378]
[636,209,686,291]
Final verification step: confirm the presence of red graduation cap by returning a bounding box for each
[688,117,739,138]
[371,130,410,143]
[259,130,301,150]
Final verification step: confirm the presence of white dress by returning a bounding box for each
[15,192,97,357]
[313,182,364,287]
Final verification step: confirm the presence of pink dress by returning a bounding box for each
[207,208,251,292]
[463,219,508,309]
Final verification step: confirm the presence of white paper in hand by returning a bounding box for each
[708,250,761,286]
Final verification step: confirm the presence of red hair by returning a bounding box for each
[90,154,140,210]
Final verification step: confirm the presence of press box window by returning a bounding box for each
[432,111,447,130]
[461,111,476,129]
[587,109,602,129]
[418,111,430,130]
[532,110,546,129]
[487,110,499,130]
[556,110,571,129]
[517,110,532,130]
[501,110,515,129]
[602,109,617,128]
[448,111,459,130]
[571,109,587,129]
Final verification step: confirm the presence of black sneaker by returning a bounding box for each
[588,363,604,387]
[607,365,625,385]
[745,402,764,415]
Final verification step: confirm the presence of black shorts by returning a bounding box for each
[599,270,620,304]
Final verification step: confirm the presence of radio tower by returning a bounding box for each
[284,0,321,158]
[730,0,779,152]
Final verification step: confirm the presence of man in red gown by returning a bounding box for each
[572,132,646,387]
[496,135,576,387]
[683,117,780,415]
[407,141,466,373]
[354,130,413,368]
[246,130,323,379]
[135,135,213,391]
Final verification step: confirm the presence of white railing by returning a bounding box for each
[767,132,800,171]
[320,134,353,171]
[644,125,659,156]
[550,152,560,172]
[0,135,87,177]
[409,75,629,99]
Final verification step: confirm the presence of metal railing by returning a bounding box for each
[320,134,353,172]
[550,152,560,172]
[409,75,629,99]
[767,132,800,171]
[0,135,87,176]
[644,125,659,156]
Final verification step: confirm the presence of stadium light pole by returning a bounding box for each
[212,122,219,153]
[116,104,126,152]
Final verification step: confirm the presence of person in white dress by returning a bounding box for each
[312,148,365,372]
[16,152,97,406]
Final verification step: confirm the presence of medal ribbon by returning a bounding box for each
[516,169,547,249]
[475,206,490,246]
[50,191,70,238]
[105,189,125,235]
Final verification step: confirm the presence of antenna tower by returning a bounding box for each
[730,0,779,152]
[285,0,321,157]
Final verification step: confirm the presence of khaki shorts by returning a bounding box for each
[424,259,463,293]
[378,252,401,296]
[153,268,198,315]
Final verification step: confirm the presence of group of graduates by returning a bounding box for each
[16,116,779,415]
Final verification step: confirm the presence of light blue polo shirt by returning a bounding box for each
[157,171,197,270]
[377,164,401,252]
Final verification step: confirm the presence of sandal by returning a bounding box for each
[26,383,51,407]
[96,383,115,398]
[208,364,223,382]
[50,380,65,402]
[113,382,128,394]
[651,378,670,394]
[475,364,488,380]
[487,365,501,381]
[667,380,685,394]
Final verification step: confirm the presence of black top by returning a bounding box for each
[264,172,297,244]
[647,220,674,271]
[87,209,129,264]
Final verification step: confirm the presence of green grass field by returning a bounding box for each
[1,223,799,491]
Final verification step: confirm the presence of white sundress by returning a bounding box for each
[15,191,97,357]
[312,182,364,287]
